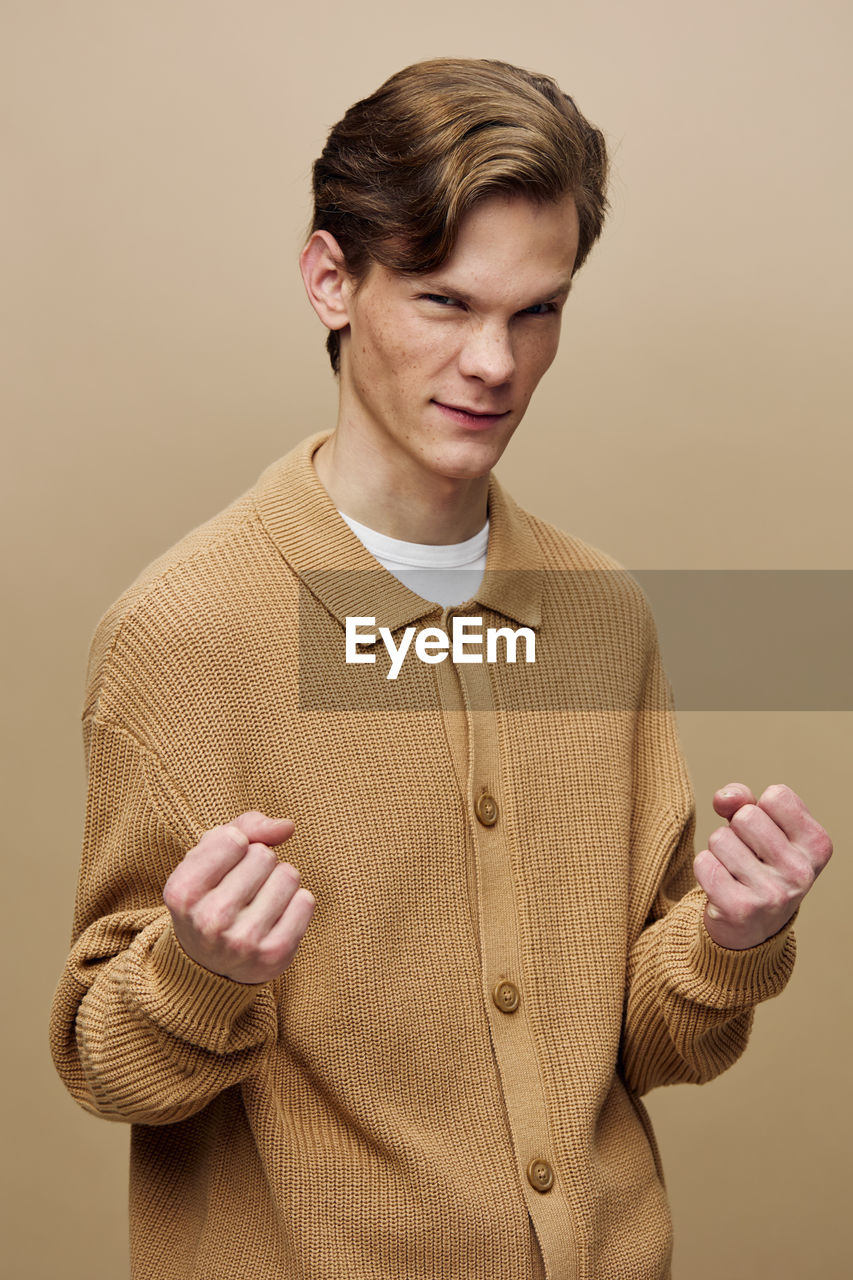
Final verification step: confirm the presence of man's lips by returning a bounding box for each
[432,400,510,426]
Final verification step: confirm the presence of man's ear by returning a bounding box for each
[299,231,355,332]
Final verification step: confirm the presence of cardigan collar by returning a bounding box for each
[254,431,543,632]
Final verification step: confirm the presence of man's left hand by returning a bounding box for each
[693,783,832,950]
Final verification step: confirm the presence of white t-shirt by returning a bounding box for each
[338,511,489,609]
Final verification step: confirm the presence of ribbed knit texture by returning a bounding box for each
[50,431,796,1280]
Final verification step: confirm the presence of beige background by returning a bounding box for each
[3,2,850,1276]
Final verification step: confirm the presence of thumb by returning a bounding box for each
[230,811,296,846]
[712,782,756,822]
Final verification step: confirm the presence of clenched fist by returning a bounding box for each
[163,811,316,984]
[694,783,832,951]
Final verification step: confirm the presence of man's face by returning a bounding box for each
[337,192,580,484]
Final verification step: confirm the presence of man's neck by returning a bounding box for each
[312,431,490,546]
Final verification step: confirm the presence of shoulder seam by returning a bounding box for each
[83,713,202,841]
[83,712,157,760]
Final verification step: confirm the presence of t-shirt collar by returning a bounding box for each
[253,431,543,632]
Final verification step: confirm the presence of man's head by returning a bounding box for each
[307,58,609,375]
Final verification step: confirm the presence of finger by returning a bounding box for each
[256,888,317,968]
[756,785,834,871]
[726,803,796,867]
[230,811,296,848]
[167,823,251,906]
[725,803,820,896]
[205,842,282,920]
[706,822,777,890]
[694,847,753,917]
[712,782,757,822]
[234,861,303,939]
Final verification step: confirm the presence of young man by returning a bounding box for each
[50,59,831,1279]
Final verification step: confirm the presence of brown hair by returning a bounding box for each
[309,58,609,373]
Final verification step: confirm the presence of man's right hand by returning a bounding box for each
[162,811,316,984]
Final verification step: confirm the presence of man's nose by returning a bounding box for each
[458,323,515,385]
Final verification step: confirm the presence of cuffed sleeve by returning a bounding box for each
[669,888,797,1004]
[140,921,276,1051]
[621,825,797,1097]
[49,717,279,1126]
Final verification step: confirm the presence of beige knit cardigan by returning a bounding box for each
[50,431,796,1280]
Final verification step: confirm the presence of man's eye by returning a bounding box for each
[522,302,558,316]
[422,294,459,307]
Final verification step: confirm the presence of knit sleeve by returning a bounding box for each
[618,637,797,1098]
[620,821,797,1097]
[49,716,279,1126]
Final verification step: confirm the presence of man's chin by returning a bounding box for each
[429,449,505,483]
[432,429,517,478]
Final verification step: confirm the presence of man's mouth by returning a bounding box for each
[432,400,510,427]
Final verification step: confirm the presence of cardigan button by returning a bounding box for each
[526,1159,554,1193]
[475,792,498,826]
[492,980,520,1013]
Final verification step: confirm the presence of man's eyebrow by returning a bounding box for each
[406,276,574,306]
[540,278,574,301]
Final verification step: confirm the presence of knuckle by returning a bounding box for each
[192,903,229,941]
[237,810,266,828]
[222,930,255,962]
[729,804,757,833]
[192,826,225,855]
[162,873,191,915]
[766,884,791,913]
[811,832,833,869]
[249,842,277,870]
[269,862,300,890]
[787,858,814,895]
[269,866,295,895]
[258,938,296,974]
[728,899,752,929]
[220,823,250,851]
[752,876,794,915]
[760,782,791,806]
[163,884,186,915]
[782,887,802,913]
[694,848,719,887]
